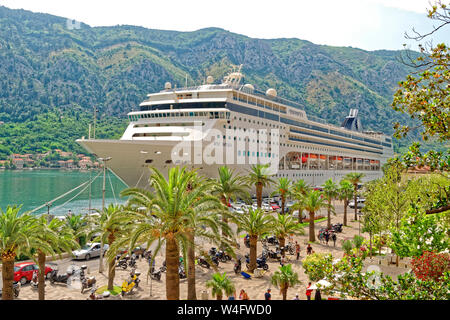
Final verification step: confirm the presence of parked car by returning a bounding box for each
[291,210,307,220]
[349,198,366,209]
[14,262,53,285]
[118,246,147,258]
[72,242,109,260]
[270,204,281,213]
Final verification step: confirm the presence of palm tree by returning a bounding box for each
[271,264,301,300]
[0,206,38,300]
[231,207,274,272]
[183,172,232,300]
[271,213,304,257]
[115,166,226,300]
[271,177,292,214]
[246,164,275,208]
[205,272,235,300]
[291,179,311,223]
[34,215,79,300]
[303,190,328,242]
[84,204,130,291]
[212,166,250,235]
[345,172,365,221]
[322,179,338,229]
[338,179,354,226]
[65,213,87,245]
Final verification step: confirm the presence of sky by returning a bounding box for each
[0,0,448,51]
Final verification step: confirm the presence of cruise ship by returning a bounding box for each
[77,66,394,192]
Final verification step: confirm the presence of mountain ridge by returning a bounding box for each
[0,5,431,157]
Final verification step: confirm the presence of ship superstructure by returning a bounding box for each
[77,66,394,192]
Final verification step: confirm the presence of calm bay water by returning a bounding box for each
[0,169,128,216]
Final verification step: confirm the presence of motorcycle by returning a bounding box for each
[245,254,269,271]
[80,265,96,293]
[266,247,281,260]
[0,281,21,298]
[121,268,141,296]
[262,235,279,246]
[233,259,242,274]
[285,242,295,255]
[116,257,129,270]
[128,257,137,269]
[49,266,74,285]
[331,223,343,233]
[197,257,210,269]
[209,247,231,263]
[151,267,164,281]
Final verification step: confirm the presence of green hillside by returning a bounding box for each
[0,6,441,158]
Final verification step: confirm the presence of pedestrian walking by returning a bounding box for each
[239,289,249,300]
[306,244,312,255]
[306,282,313,300]
[324,231,330,246]
[264,288,271,300]
[315,289,322,300]
[295,241,301,260]
[332,233,337,247]
[280,255,286,267]
[293,293,300,300]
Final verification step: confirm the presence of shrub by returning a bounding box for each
[411,251,450,282]
[342,240,353,255]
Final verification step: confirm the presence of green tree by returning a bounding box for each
[84,204,130,291]
[271,213,304,257]
[344,172,365,221]
[271,177,292,214]
[301,253,334,282]
[115,166,226,300]
[34,215,79,300]
[246,164,275,208]
[205,272,235,300]
[0,206,38,300]
[211,166,250,236]
[303,190,328,242]
[322,178,338,229]
[338,179,354,226]
[231,207,274,272]
[271,264,301,300]
[291,179,311,224]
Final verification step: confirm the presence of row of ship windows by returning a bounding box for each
[129,111,230,121]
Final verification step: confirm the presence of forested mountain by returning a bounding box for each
[0,5,435,158]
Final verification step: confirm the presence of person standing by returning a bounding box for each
[306,283,313,300]
[240,289,249,300]
[315,289,322,300]
[293,293,300,300]
[332,233,337,247]
[295,241,301,260]
[264,288,272,300]
[306,244,313,255]
[325,232,330,246]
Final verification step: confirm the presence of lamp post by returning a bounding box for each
[97,156,112,273]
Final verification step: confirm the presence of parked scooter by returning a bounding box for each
[197,257,211,269]
[150,267,164,281]
[261,235,279,246]
[179,266,186,279]
[285,242,295,255]
[0,281,21,298]
[245,254,269,270]
[116,257,129,270]
[128,256,137,269]
[49,266,74,285]
[80,265,96,293]
[121,268,141,296]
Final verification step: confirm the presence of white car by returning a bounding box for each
[291,210,307,220]
[72,242,109,261]
[349,198,365,209]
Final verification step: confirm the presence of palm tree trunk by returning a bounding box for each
[282,285,288,300]
[187,231,197,300]
[281,195,285,214]
[309,211,316,242]
[107,234,116,291]
[37,250,46,300]
[343,199,348,226]
[217,293,222,300]
[327,199,332,229]
[279,237,286,257]
[1,253,15,300]
[249,235,258,272]
[354,186,358,221]
[298,209,303,224]
[221,196,228,237]
[256,183,263,208]
[166,237,180,300]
